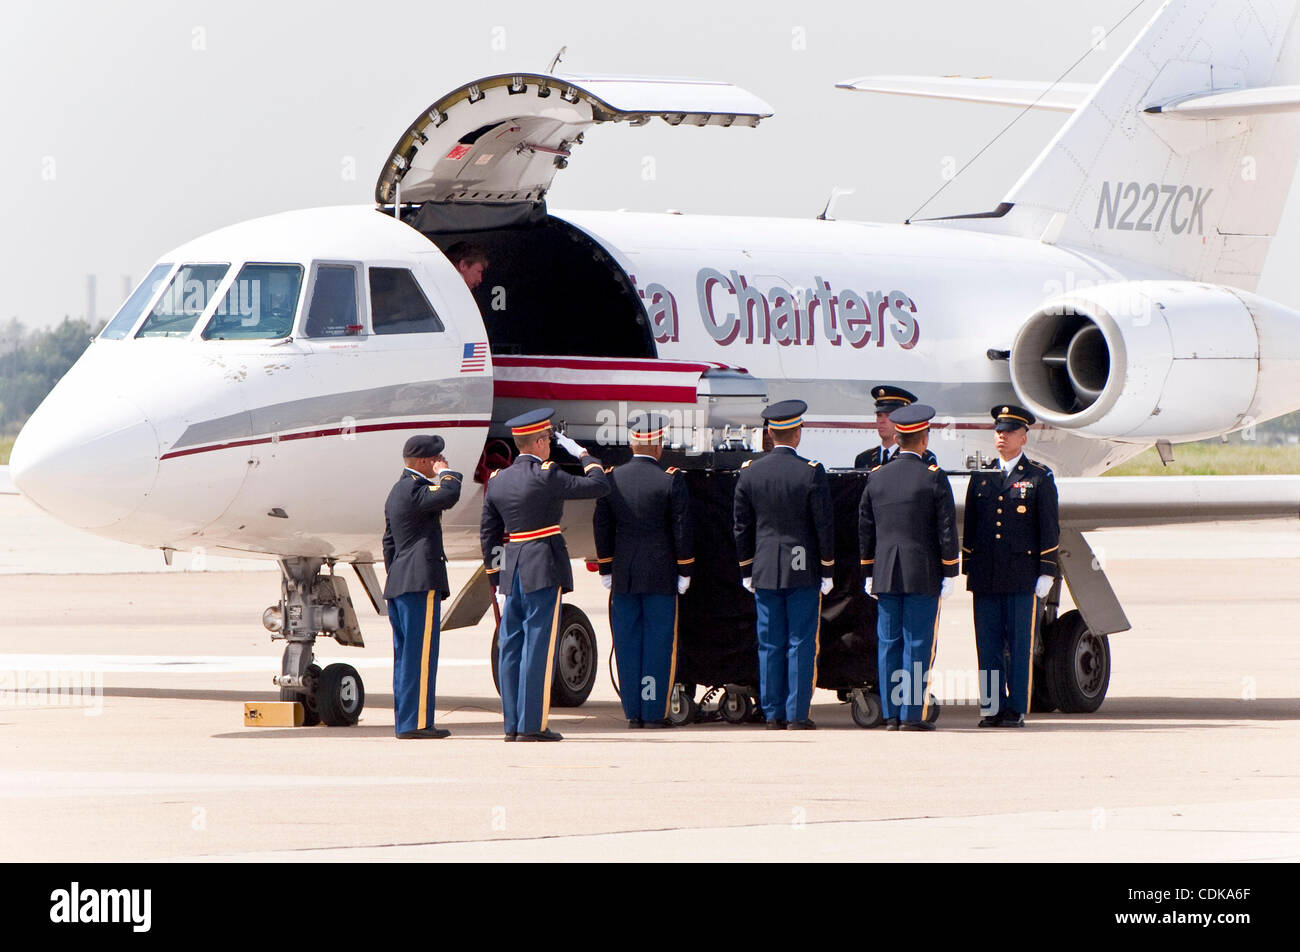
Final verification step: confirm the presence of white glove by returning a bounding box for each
[742,577,754,593]
[820,576,833,595]
[495,591,506,613]
[940,577,954,599]
[554,432,584,458]
[677,576,690,595]
[863,577,873,597]
[600,575,612,591]
[1035,575,1054,599]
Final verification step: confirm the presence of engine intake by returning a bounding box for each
[1010,281,1300,440]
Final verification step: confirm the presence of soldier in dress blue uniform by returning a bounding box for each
[480,408,610,741]
[963,405,1059,728]
[858,404,959,731]
[382,435,463,739]
[593,412,694,729]
[854,386,937,469]
[733,400,835,730]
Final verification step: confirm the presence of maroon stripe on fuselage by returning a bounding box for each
[160,418,491,460]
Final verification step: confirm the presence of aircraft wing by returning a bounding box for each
[835,75,1094,112]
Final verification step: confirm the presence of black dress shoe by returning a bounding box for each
[642,719,673,729]
[397,726,451,739]
[978,713,1004,728]
[628,719,644,729]
[518,729,564,742]
[997,713,1025,728]
[786,719,817,730]
[504,732,517,742]
[883,717,900,731]
[900,721,936,731]
[765,719,787,731]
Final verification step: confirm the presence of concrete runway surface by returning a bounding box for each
[1,494,1298,862]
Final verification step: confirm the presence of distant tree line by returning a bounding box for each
[0,318,101,434]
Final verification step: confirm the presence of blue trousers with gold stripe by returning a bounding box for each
[389,590,441,735]
[610,592,678,722]
[499,576,561,735]
[973,592,1038,716]
[753,586,821,723]
[876,593,939,723]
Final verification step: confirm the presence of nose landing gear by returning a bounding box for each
[266,557,367,727]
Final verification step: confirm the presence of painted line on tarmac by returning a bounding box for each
[0,653,488,673]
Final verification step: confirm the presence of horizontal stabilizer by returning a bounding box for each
[1145,83,1300,118]
[835,75,1093,112]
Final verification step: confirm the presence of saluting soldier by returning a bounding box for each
[854,385,937,469]
[858,405,958,731]
[382,435,463,739]
[963,405,1059,728]
[480,408,610,742]
[593,412,694,729]
[733,400,835,730]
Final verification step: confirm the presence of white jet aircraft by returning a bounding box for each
[11,0,1300,725]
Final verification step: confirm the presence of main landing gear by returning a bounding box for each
[263,557,367,726]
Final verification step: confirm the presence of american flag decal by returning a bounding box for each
[460,341,487,373]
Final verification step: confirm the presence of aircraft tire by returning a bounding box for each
[550,604,597,708]
[1048,610,1110,713]
[317,663,365,726]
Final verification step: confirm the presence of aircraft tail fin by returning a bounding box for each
[950,0,1300,291]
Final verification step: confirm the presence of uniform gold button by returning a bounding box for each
[995,533,1002,539]
[998,496,1004,501]
[996,521,1001,526]
[997,509,1002,514]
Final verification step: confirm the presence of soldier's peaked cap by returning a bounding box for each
[889,403,936,434]
[871,385,918,413]
[991,404,1035,431]
[762,399,807,430]
[628,411,670,441]
[402,434,445,458]
[506,407,555,437]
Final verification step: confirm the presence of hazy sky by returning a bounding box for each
[6,0,1300,328]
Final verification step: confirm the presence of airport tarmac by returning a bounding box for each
[1,493,1298,862]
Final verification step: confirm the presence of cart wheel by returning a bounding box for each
[667,684,697,726]
[719,686,750,724]
[850,689,883,728]
[924,695,941,724]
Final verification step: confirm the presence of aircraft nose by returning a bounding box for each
[9,393,160,529]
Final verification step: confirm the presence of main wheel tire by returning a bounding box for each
[280,662,322,726]
[667,685,697,726]
[317,663,365,726]
[1047,610,1110,713]
[550,604,598,707]
[850,690,883,728]
[1031,662,1059,714]
[719,687,751,724]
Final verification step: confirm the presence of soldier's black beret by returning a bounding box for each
[402,435,445,458]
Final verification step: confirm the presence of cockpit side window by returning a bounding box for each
[302,264,363,338]
[135,263,231,338]
[100,263,174,340]
[369,267,445,335]
[201,263,303,340]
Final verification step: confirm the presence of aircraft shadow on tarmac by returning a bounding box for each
[91,688,1298,737]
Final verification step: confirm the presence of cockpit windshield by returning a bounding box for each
[99,263,173,340]
[201,263,303,340]
[135,264,230,338]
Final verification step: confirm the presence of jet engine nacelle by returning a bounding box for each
[1009,280,1300,441]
